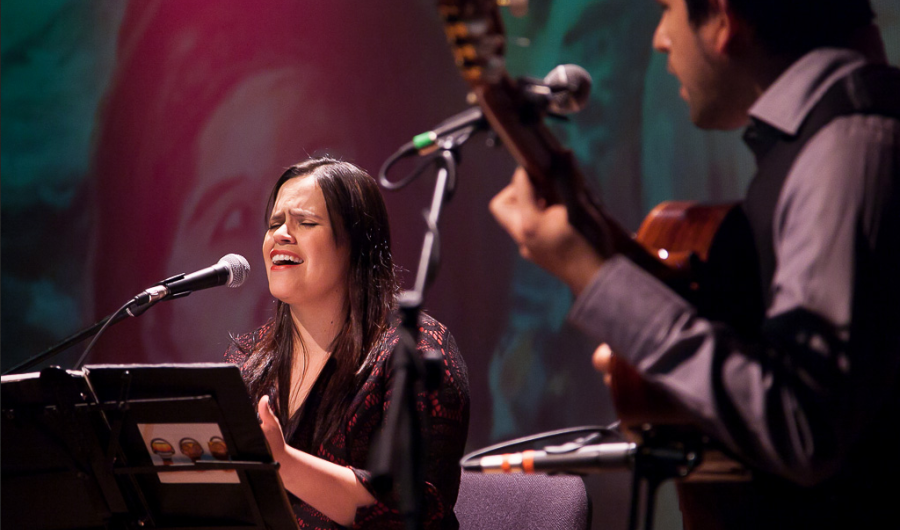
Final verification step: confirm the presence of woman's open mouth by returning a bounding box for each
[270,250,304,268]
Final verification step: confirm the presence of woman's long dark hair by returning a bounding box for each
[240,157,398,447]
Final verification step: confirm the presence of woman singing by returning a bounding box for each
[225,158,469,528]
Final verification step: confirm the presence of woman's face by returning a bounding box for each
[263,176,350,308]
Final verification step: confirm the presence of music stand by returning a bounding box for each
[2,363,299,530]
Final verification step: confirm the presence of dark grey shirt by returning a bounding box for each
[569,48,900,486]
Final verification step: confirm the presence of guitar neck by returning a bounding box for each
[476,82,671,279]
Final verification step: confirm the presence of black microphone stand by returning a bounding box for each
[369,143,460,530]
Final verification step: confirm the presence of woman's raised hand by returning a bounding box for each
[258,395,287,460]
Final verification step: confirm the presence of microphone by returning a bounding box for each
[402,64,592,156]
[461,442,636,475]
[536,63,592,114]
[127,254,250,316]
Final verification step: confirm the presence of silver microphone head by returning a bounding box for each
[218,254,251,288]
[543,64,592,114]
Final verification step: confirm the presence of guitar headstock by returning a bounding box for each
[435,0,663,268]
[437,0,508,87]
[437,0,570,206]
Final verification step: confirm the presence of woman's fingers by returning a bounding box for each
[257,395,286,457]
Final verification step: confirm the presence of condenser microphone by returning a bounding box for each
[537,63,592,114]
[461,442,636,475]
[127,253,250,316]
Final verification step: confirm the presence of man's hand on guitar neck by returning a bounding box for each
[490,167,604,296]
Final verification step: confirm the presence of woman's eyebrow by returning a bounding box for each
[288,207,323,220]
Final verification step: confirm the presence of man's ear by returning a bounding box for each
[712,0,749,55]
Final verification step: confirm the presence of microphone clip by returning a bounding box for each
[125,273,190,317]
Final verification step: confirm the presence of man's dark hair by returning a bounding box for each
[684,0,875,55]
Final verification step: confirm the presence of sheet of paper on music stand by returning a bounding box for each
[139,423,240,484]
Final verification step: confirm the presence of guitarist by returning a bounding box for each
[490,0,900,527]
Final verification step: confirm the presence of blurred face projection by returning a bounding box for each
[89,3,353,365]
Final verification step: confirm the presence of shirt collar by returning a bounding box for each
[748,48,868,137]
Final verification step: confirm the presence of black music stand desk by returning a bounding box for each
[1,363,298,530]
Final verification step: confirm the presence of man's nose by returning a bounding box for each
[652,22,671,53]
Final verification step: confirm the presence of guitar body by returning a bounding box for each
[636,201,737,274]
[609,200,739,427]
[620,198,740,425]
[610,202,753,528]
[616,200,738,418]
[612,201,750,484]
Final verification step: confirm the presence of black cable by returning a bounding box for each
[459,423,623,466]
[379,127,476,191]
[73,298,141,369]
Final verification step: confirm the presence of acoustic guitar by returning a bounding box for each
[435,0,748,485]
